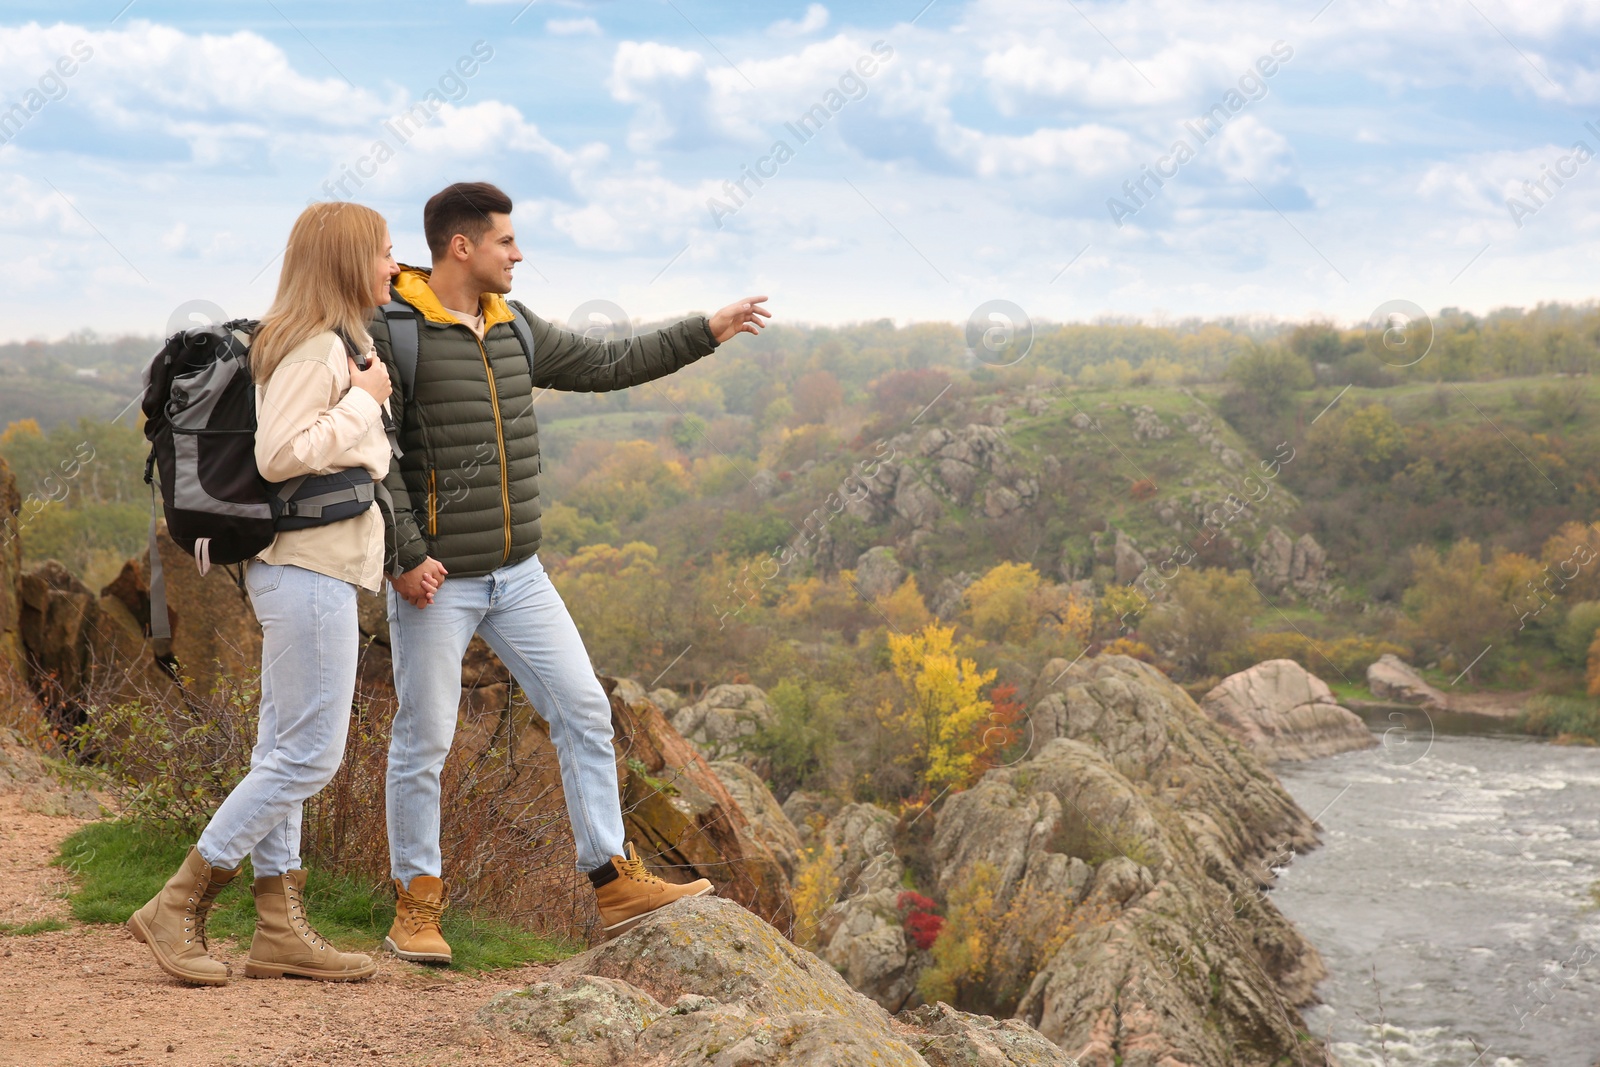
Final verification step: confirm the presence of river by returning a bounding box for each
[1271,725,1600,1066]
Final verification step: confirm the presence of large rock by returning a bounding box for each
[855,546,907,601]
[482,894,1067,1066]
[1200,659,1377,762]
[0,457,42,739]
[930,654,1332,1066]
[899,1002,1081,1067]
[606,680,794,932]
[1112,529,1147,585]
[710,759,803,881]
[1253,526,1332,600]
[669,682,774,762]
[1251,525,1295,593]
[1366,653,1448,710]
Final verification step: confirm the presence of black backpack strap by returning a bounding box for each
[508,302,536,380]
[379,297,421,402]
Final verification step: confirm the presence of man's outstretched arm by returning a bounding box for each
[525,295,770,393]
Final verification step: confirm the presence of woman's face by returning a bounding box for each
[373,228,399,305]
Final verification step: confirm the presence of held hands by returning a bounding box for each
[349,355,392,405]
[390,556,448,608]
[708,296,772,343]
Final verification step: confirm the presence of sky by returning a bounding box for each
[0,0,1597,340]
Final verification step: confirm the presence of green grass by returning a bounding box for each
[1,918,70,935]
[55,820,581,972]
[1325,679,1377,704]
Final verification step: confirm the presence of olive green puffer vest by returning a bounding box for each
[373,267,719,578]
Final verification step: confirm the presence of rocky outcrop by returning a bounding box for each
[710,759,803,881]
[1366,653,1448,710]
[856,545,907,601]
[0,458,41,738]
[1112,529,1147,585]
[811,802,925,1013]
[928,654,1330,1066]
[605,681,793,931]
[781,789,842,845]
[1200,658,1377,762]
[1253,525,1332,600]
[899,1002,1078,1067]
[669,682,774,762]
[1128,404,1170,441]
[482,894,1073,1066]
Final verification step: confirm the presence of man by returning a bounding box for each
[373,181,770,961]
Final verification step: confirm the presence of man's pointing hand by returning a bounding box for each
[708,296,772,343]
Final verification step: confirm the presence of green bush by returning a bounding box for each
[1519,695,1600,743]
[1557,603,1600,666]
[747,678,842,800]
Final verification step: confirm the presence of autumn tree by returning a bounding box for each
[791,369,844,424]
[550,542,674,675]
[878,621,997,794]
[1402,540,1541,679]
[963,561,1091,646]
[1137,567,1258,678]
[1225,342,1313,409]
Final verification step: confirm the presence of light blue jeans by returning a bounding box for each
[385,551,626,879]
[196,561,358,876]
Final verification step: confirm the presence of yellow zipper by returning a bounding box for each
[476,337,513,565]
[427,469,437,536]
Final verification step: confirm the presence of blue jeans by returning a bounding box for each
[197,562,357,876]
[385,552,626,879]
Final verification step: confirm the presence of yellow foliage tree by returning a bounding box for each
[550,541,672,674]
[0,418,43,445]
[878,575,932,633]
[964,562,1041,643]
[882,622,997,793]
[789,838,841,950]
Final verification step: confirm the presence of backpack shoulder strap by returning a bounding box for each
[507,301,536,381]
[379,295,421,402]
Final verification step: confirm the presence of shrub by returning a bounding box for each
[897,890,943,950]
[1520,695,1600,744]
[1559,602,1600,666]
[790,838,841,949]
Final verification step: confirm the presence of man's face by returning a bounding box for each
[464,212,522,296]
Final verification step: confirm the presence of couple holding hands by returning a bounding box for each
[127,182,771,984]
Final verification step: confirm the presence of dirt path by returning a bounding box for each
[0,765,564,1067]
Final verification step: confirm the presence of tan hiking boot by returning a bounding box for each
[242,870,376,981]
[126,846,240,986]
[385,875,451,964]
[593,842,715,940]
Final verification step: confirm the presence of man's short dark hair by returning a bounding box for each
[423,182,514,259]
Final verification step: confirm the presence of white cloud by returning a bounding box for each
[1211,116,1296,186]
[547,17,602,37]
[769,5,830,38]
[0,175,87,235]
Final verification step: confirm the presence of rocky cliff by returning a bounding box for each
[932,654,1327,1065]
[481,894,1076,1066]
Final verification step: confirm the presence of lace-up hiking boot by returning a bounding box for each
[126,846,240,986]
[592,842,715,940]
[243,870,376,981]
[385,875,451,964]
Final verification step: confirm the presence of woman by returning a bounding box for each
[128,202,406,985]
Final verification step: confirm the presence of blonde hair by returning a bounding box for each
[251,202,388,381]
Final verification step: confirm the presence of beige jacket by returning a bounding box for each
[253,330,391,592]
